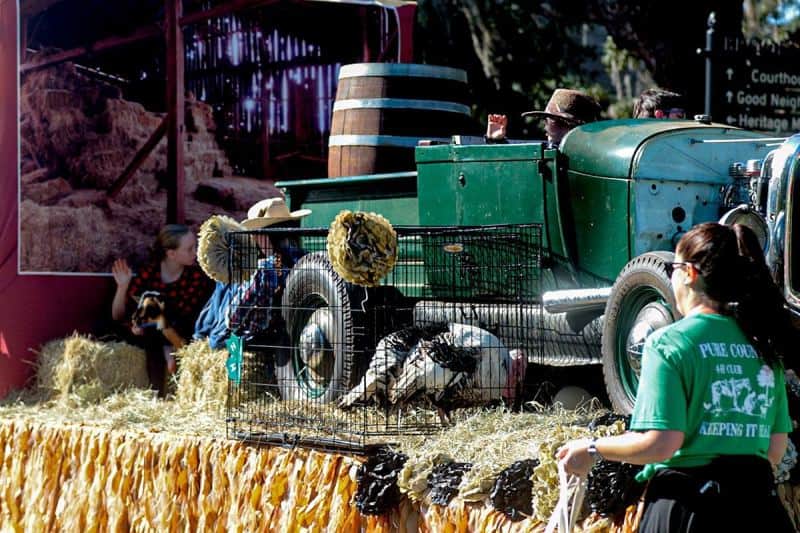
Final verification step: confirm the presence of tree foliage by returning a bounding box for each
[415,0,602,135]
[743,0,800,41]
[415,0,790,124]
[587,0,744,114]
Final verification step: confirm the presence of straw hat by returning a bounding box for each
[241,197,311,229]
[521,88,601,126]
[327,210,398,287]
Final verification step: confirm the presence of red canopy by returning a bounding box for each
[0,1,109,397]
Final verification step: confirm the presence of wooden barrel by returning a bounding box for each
[328,63,472,178]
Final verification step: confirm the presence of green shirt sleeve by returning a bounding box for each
[630,329,689,432]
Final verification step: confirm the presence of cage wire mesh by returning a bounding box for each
[225,224,543,451]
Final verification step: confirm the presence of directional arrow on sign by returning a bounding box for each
[726,115,736,124]
[726,67,734,80]
[726,91,733,103]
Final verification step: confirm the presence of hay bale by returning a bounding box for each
[17,59,282,274]
[35,333,149,403]
[175,339,228,405]
[22,177,73,205]
[18,200,119,272]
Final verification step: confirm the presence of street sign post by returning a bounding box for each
[713,36,800,134]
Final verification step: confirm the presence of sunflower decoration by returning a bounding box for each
[327,210,398,287]
[197,215,254,284]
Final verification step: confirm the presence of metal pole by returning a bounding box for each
[704,12,716,117]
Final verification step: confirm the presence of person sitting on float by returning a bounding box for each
[521,88,602,147]
[226,197,310,340]
[633,88,686,119]
[112,224,214,396]
[193,197,310,351]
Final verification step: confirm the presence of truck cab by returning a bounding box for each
[415,120,772,285]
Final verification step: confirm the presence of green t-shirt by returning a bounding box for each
[630,313,792,481]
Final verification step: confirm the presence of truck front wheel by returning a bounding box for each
[601,252,678,414]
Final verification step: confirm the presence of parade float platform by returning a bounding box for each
[1,335,799,532]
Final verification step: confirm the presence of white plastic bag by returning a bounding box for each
[545,461,587,533]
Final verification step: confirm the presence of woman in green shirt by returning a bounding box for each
[557,222,796,532]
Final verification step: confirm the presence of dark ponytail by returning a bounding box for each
[677,222,798,367]
[729,224,797,367]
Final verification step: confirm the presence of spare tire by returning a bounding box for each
[279,252,370,402]
[601,251,678,414]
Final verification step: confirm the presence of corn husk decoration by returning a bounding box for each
[327,210,398,287]
[197,215,253,284]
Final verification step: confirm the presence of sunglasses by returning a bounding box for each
[665,261,692,277]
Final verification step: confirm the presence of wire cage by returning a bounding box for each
[225,224,543,452]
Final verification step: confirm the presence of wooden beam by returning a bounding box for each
[20,25,162,74]
[20,18,27,63]
[165,0,185,224]
[179,0,281,27]
[107,117,168,199]
[360,7,370,62]
[394,4,415,62]
[20,0,291,74]
[20,0,65,18]
[21,0,281,23]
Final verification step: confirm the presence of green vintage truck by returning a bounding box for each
[275,118,799,413]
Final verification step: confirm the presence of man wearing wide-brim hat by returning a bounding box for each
[196,197,310,284]
[227,197,311,341]
[241,197,312,229]
[194,197,311,348]
[522,88,601,147]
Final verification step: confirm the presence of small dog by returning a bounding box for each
[131,291,186,350]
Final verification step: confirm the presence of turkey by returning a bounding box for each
[387,323,527,422]
[338,325,446,408]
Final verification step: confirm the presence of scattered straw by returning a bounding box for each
[1,334,226,438]
[395,407,587,503]
[391,401,627,522]
[0,388,225,438]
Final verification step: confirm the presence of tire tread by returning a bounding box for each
[601,251,676,414]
